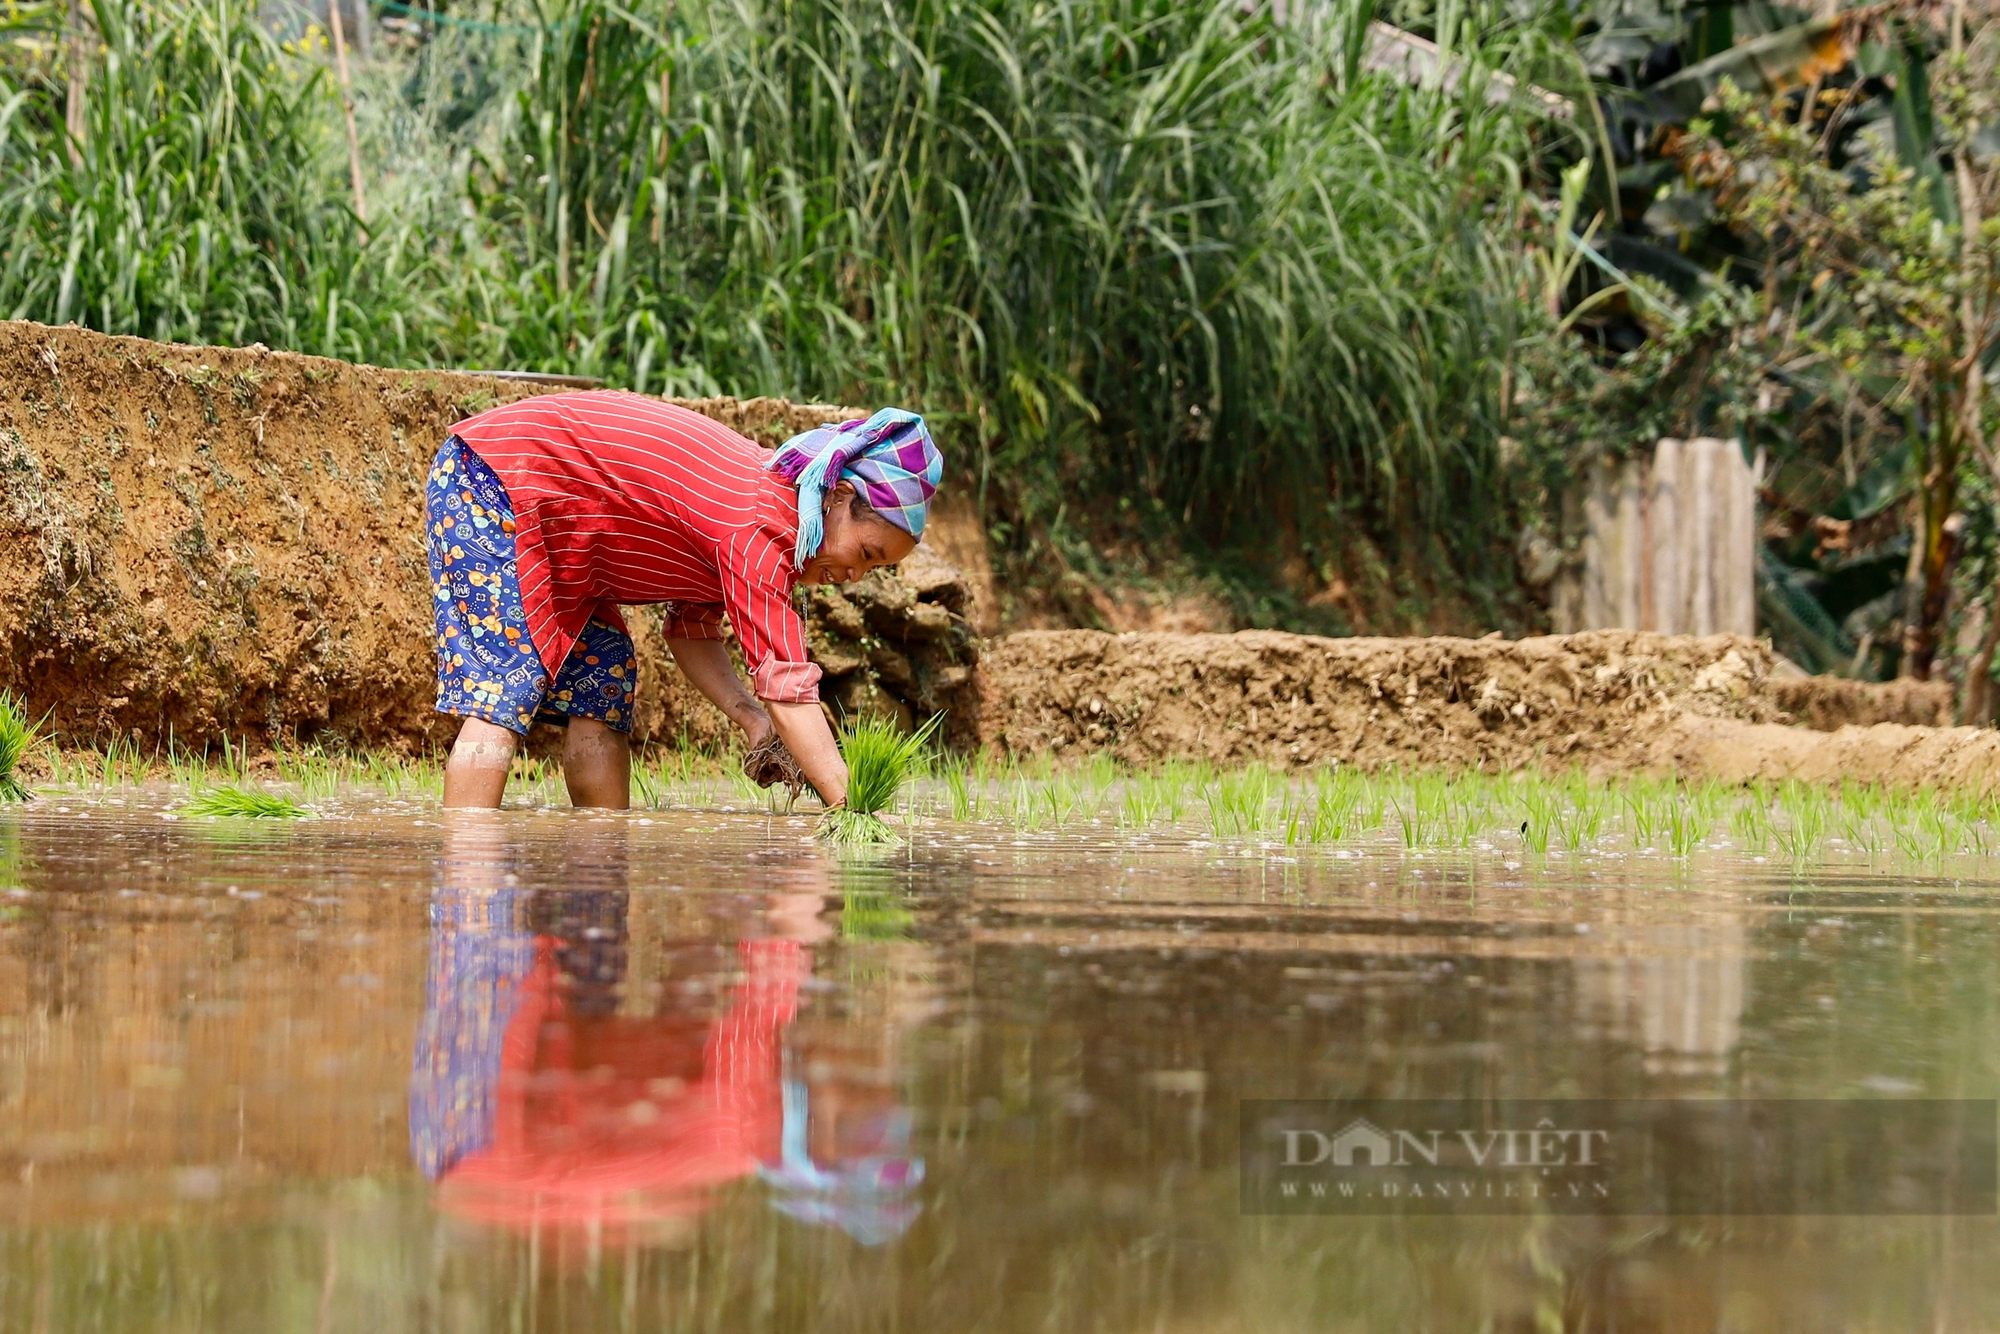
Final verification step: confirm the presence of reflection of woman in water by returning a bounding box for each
[408,825,921,1242]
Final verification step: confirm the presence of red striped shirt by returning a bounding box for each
[452,391,821,703]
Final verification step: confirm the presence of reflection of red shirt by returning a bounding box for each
[438,938,803,1228]
[452,392,821,702]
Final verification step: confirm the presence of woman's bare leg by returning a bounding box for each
[563,718,631,809]
[443,717,520,809]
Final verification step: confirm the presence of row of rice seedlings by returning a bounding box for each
[20,707,2000,865]
[629,740,798,813]
[918,756,2000,871]
[918,757,1956,867]
[26,730,452,803]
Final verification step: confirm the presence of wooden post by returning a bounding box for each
[1650,438,1684,633]
[1720,441,1757,636]
[1572,438,1758,639]
[327,0,370,228]
[1687,438,1717,635]
[1615,458,1644,630]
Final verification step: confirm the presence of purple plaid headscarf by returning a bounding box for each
[765,409,943,569]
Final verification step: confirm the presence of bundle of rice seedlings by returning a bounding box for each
[0,692,40,802]
[817,715,943,847]
[180,785,311,819]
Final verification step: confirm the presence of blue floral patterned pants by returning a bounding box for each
[426,437,638,735]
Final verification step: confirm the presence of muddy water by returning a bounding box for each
[1,799,1996,1332]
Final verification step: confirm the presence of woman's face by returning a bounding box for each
[804,482,918,586]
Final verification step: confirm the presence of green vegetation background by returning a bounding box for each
[0,0,1591,631]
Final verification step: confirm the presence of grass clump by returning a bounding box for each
[0,693,42,802]
[819,716,942,847]
[180,785,311,819]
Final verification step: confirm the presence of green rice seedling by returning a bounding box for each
[1731,788,1773,855]
[1622,782,1661,850]
[943,761,977,822]
[1308,770,1361,843]
[1156,764,1192,826]
[1690,780,1731,831]
[408,754,447,799]
[41,747,80,789]
[1203,767,1277,839]
[1903,799,1955,862]
[819,716,943,846]
[1041,772,1085,827]
[1519,784,1555,855]
[1201,780,1236,838]
[1083,753,1119,802]
[1010,786,1047,832]
[276,741,344,802]
[1663,793,1707,858]
[1391,798,1426,849]
[1556,804,1602,853]
[724,761,765,804]
[0,693,41,802]
[91,734,146,789]
[213,734,250,785]
[1279,786,1309,845]
[165,731,204,789]
[1357,773,1391,832]
[1120,776,1159,830]
[181,785,310,819]
[1773,781,1830,870]
[1548,777,1605,853]
[631,755,667,809]
[1834,780,1885,855]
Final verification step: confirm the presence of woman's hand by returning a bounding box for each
[768,700,848,808]
[742,706,776,752]
[664,636,845,806]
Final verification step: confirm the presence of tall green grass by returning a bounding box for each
[482,0,1557,539]
[3,0,1569,551]
[0,0,449,358]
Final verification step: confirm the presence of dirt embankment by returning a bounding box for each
[975,629,1982,788]
[1,320,1983,787]
[0,321,976,751]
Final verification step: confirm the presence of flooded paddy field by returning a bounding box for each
[2,772,1998,1332]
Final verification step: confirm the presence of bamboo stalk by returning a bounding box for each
[326,0,369,228]
[64,0,88,167]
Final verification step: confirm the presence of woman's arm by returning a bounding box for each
[664,637,773,742]
[664,638,848,806]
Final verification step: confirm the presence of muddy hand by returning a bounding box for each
[743,732,808,803]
